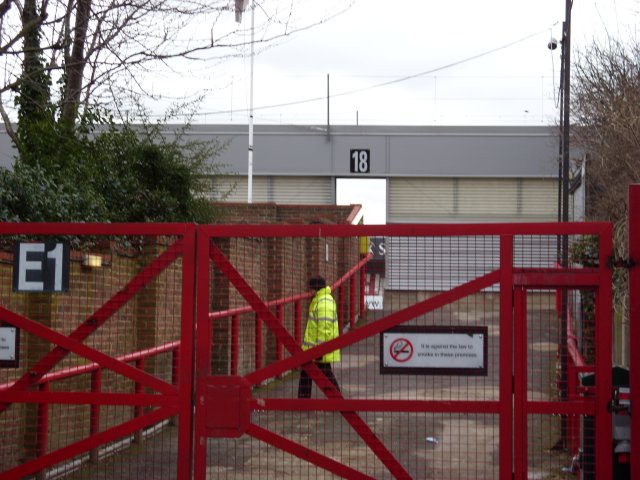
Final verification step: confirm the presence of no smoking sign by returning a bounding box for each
[389,338,413,363]
[380,326,488,376]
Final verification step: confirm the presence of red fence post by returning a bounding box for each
[359,263,366,322]
[36,382,49,480]
[171,346,179,386]
[276,305,283,379]
[499,234,514,480]
[349,276,356,329]
[169,347,179,427]
[255,312,262,373]
[231,314,239,375]
[337,284,345,333]
[566,348,579,454]
[294,300,302,345]
[134,358,144,444]
[629,184,640,480]
[276,305,283,363]
[90,369,102,463]
[596,222,614,479]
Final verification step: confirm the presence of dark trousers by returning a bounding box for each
[297,362,340,398]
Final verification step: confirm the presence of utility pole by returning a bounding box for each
[562,0,571,229]
[557,0,572,452]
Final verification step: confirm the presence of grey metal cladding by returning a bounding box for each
[207,124,558,178]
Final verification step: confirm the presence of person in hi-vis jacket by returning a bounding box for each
[297,276,341,398]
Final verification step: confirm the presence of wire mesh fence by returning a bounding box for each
[0,224,195,480]
[197,223,612,480]
[0,221,617,479]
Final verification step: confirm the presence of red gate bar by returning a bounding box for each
[0,221,619,479]
[499,235,514,480]
[596,223,614,479]
[203,242,412,479]
[89,369,102,463]
[0,222,197,480]
[629,184,640,480]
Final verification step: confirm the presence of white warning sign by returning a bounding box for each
[380,326,487,375]
[0,326,19,368]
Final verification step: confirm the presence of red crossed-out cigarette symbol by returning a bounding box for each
[390,338,413,362]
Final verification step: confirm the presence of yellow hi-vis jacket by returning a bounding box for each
[302,286,340,363]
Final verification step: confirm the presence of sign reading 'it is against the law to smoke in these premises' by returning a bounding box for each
[380,326,488,376]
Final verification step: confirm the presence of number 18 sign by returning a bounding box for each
[350,149,370,174]
[12,242,70,293]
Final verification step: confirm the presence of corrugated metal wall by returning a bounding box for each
[388,177,557,223]
[385,235,559,291]
[210,175,333,204]
[386,177,559,291]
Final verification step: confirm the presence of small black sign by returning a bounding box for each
[350,149,370,174]
[13,243,70,293]
[368,237,386,260]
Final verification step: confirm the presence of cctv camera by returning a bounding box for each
[548,38,558,50]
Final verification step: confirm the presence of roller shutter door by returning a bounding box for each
[209,176,333,204]
[388,177,557,223]
[385,235,558,291]
[386,177,558,291]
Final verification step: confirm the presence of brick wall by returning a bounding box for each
[0,204,364,473]
[209,202,363,377]
[216,202,361,225]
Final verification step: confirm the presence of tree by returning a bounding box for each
[0,109,226,223]
[0,0,354,135]
[570,38,640,364]
[572,39,640,254]
[0,0,353,223]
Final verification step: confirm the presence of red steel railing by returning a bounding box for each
[208,253,371,375]
[0,253,370,474]
[0,341,180,466]
[556,287,594,458]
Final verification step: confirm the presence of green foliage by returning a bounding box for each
[8,0,227,225]
[14,0,55,164]
[0,162,105,222]
[569,235,599,267]
[1,114,225,224]
[87,120,224,223]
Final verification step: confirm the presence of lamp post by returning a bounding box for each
[234,0,255,204]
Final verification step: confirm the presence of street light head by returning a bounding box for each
[548,38,558,50]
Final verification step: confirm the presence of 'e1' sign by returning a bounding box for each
[13,243,70,292]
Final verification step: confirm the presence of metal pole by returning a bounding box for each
[326,73,330,141]
[247,0,255,203]
[557,38,565,226]
[558,0,572,451]
[562,2,571,228]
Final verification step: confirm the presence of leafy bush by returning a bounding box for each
[0,116,226,224]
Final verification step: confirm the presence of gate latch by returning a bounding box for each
[607,256,635,269]
[202,376,251,438]
[608,387,631,415]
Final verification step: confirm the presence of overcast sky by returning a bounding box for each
[146,0,638,223]
[149,0,639,127]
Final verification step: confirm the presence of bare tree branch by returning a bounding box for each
[1,0,355,127]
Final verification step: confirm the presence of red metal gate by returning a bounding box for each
[195,222,614,479]
[0,223,196,480]
[0,219,622,479]
[629,184,640,480]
